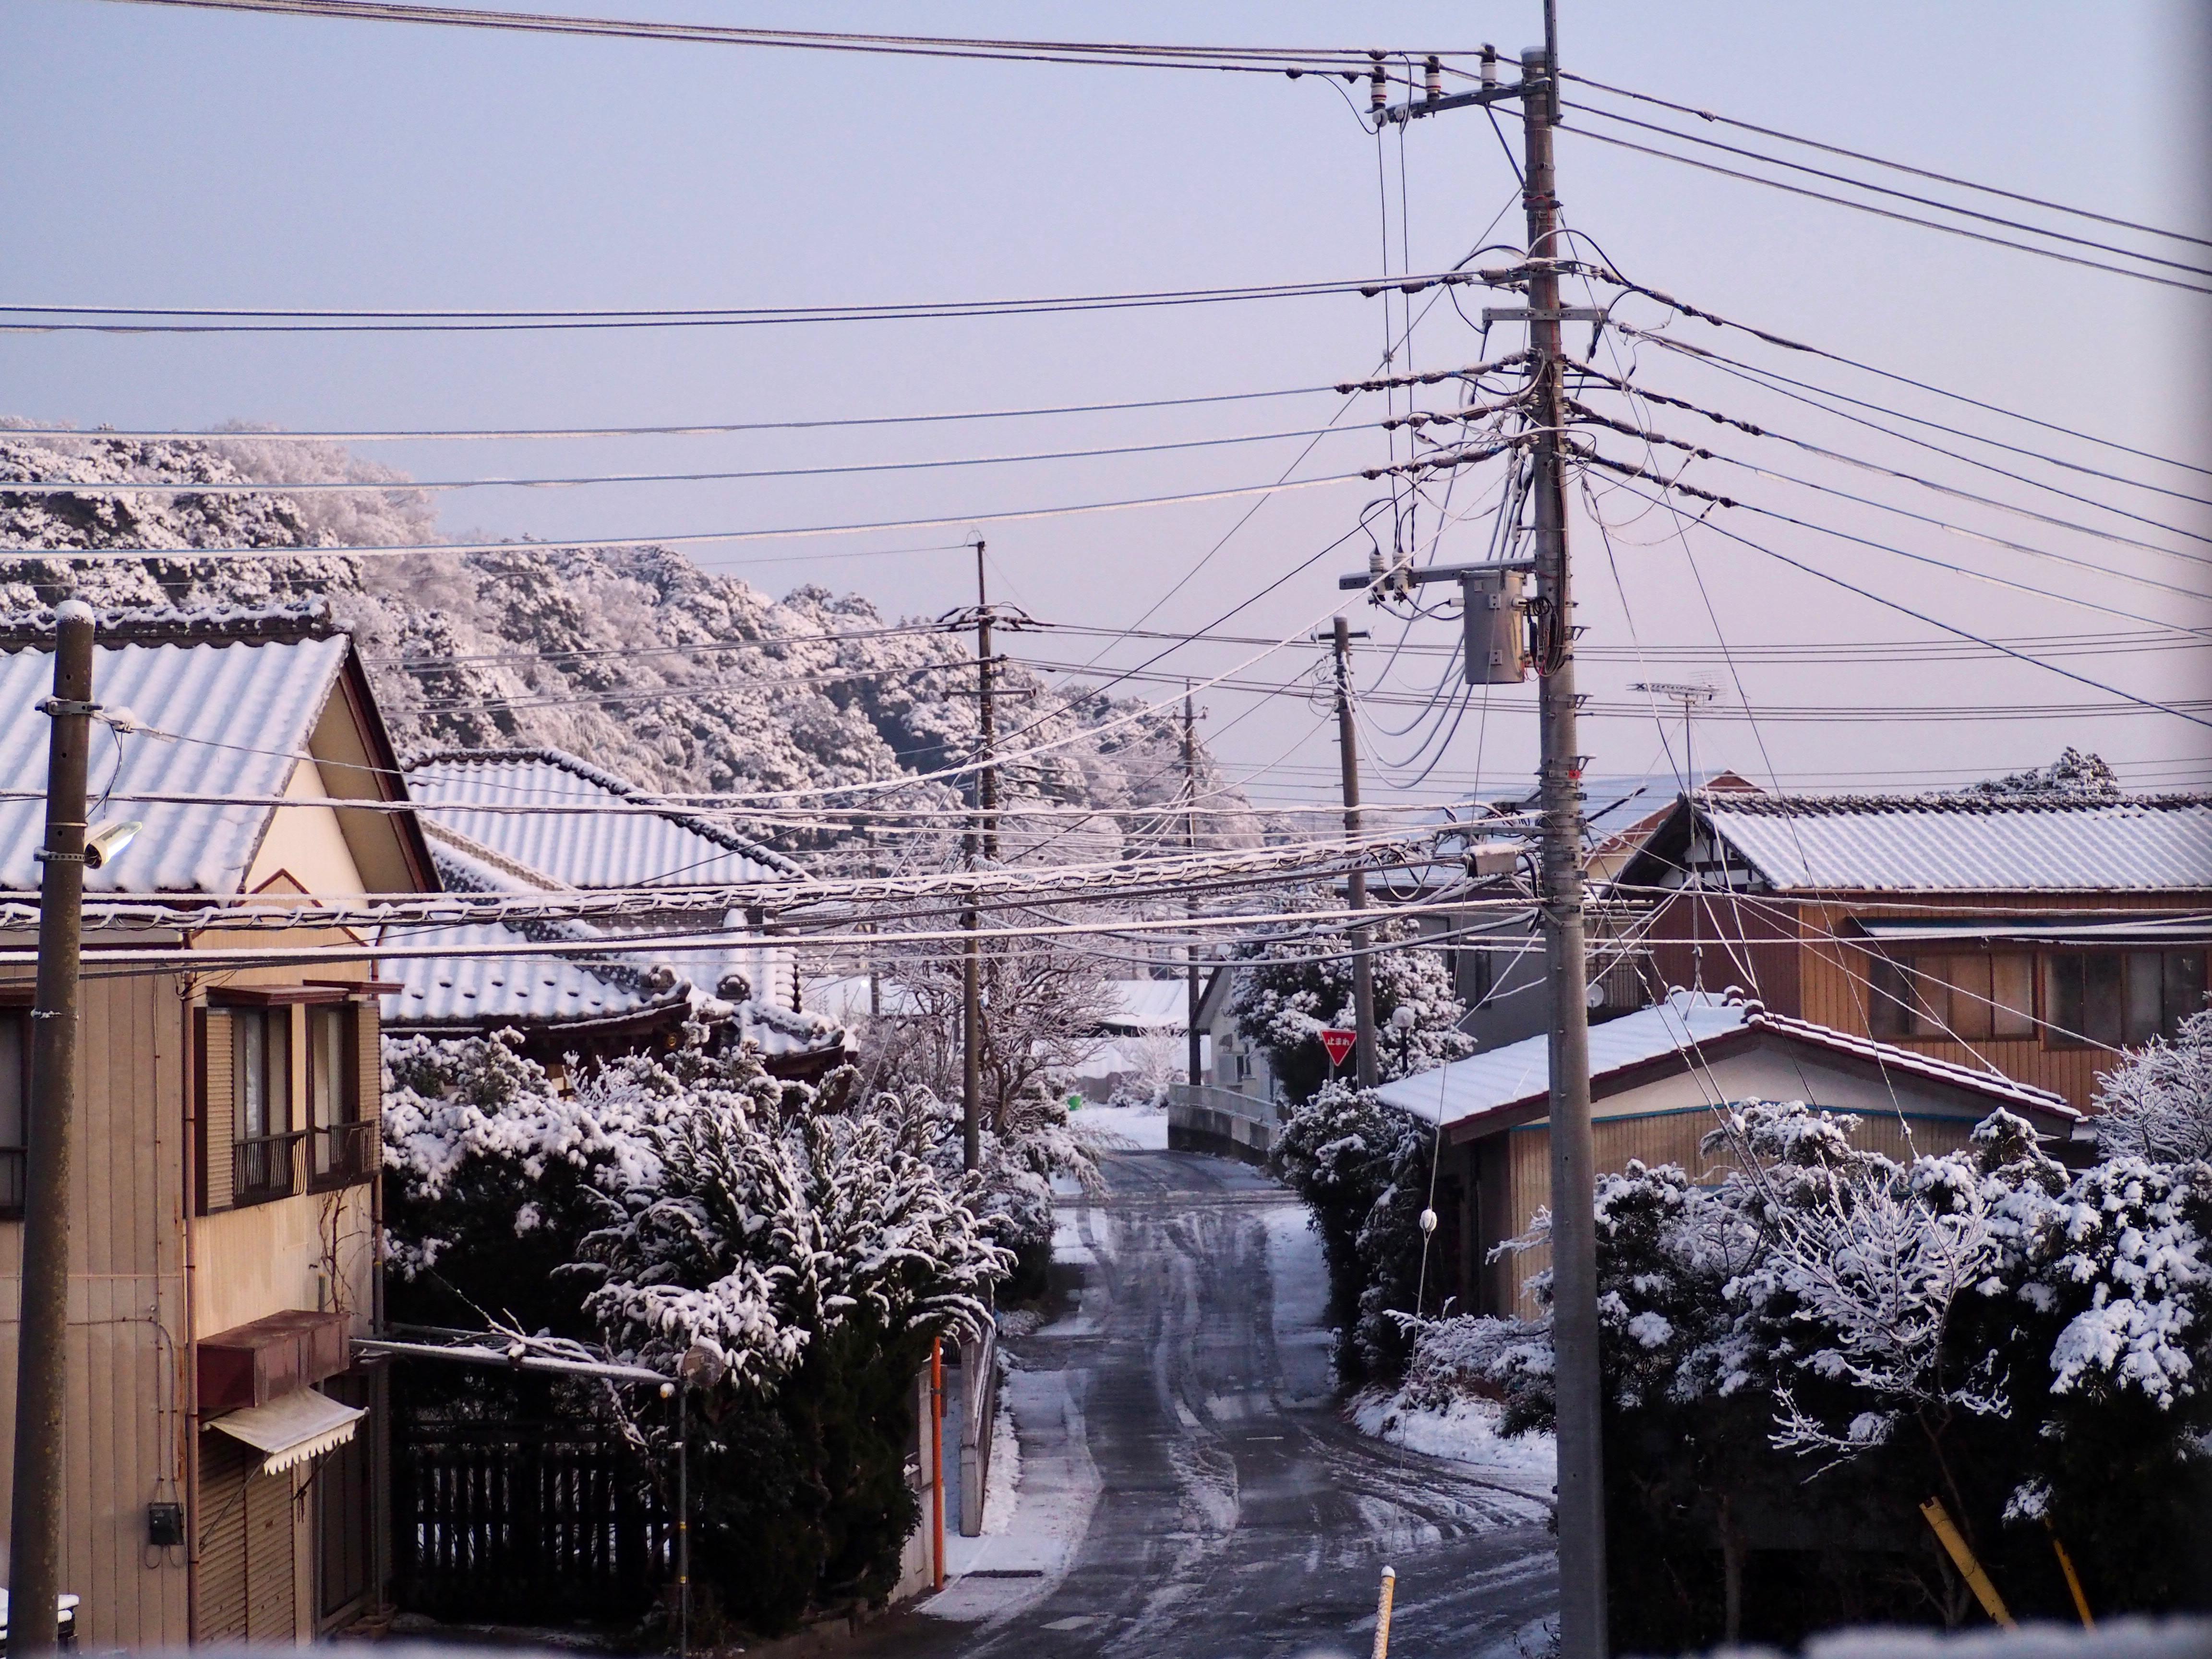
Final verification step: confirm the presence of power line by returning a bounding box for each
[108,1,1476,79]
[1590,471,2212,733]
[1590,281,2212,480]
[1,419,1382,496]
[0,269,1508,336]
[1616,329,2212,530]
[1558,71,2212,251]
[1560,100,2212,281]
[1560,127,2212,296]
[24,381,1354,445]
[13,468,1371,561]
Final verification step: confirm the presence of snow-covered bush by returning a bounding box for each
[1271,1080,1438,1379]
[2093,1008,2212,1163]
[1378,1098,2212,1648]
[1230,910,1473,1103]
[380,1024,1017,1631]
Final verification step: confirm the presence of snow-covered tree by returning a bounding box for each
[1230,910,1473,1103]
[2093,1008,2212,1162]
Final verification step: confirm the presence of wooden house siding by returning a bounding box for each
[0,971,193,1649]
[1642,888,2211,1111]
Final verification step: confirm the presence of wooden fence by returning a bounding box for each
[393,1420,671,1624]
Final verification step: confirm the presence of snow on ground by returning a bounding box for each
[979,1383,1020,1535]
[1065,1100,1169,1150]
[1351,1387,1558,1483]
[924,1362,1101,1623]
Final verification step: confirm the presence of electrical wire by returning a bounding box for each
[1558,71,2212,251]
[1587,281,2212,480]
[19,381,1364,445]
[4,420,1391,496]
[1560,100,2212,281]
[0,270,1508,336]
[1559,125,2212,297]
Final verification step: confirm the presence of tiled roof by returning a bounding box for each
[1372,991,2076,1132]
[0,630,352,894]
[1702,792,2212,893]
[1100,979,1192,1032]
[404,747,800,890]
[382,921,687,1026]
[389,845,842,1059]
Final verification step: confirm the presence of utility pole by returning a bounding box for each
[1181,685,1202,1092]
[961,541,992,1170]
[1522,44,1609,1659]
[8,601,96,1657]
[1631,681,1717,992]
[1328,617,1379,1088]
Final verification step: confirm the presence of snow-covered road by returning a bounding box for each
[853,1149,1559,1659]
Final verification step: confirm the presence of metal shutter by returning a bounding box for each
[196,1432,253,1641]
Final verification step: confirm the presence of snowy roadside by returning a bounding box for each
[1350,1386,1557,1491]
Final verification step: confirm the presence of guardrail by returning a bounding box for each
[1166,1082,1278,1165]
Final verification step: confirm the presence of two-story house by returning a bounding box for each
[0,605,432,1645]
[1608,789,2212,1111]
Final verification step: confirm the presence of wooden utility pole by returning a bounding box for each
[1182,685,1202,1090]
[1522,42,1608,1659]
[1328,617,1378,1087]
[8,602,96,1657]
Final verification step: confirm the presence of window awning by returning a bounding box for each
[205,1387,365,1475]
[1856,915,2212,946]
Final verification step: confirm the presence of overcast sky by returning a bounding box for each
[7,1,2209,811]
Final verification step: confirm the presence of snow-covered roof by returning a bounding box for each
[1624,791,2212,894]
[1100,979,1191,1033]
[1373,991,2077,1133]
[381,921,689,1026]
[0,630,353,894]
[404,747,800,890]
[381,920,843,1059]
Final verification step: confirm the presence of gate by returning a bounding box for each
[393,1419,672,1624]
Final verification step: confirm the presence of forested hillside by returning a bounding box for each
[0,426,1259,860]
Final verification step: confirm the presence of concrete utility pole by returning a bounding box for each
[1521,44,1610,1659]
[1182,686,1202,1091]
[8,601,96,1657]
[961,541,993,1170]
[1328,616,1379,1088]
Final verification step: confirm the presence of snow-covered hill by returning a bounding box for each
[0,426,1260,864]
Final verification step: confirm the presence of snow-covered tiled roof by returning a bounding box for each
[1373,991,2076,1132]
[381,920,844,1059]
[0,631,352,894]
[404,747,800,890]
[1697,792,2212,893]
[382,921,686,1026]
[1100,979,1191,1032]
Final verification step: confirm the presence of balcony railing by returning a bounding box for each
[234,1130,308,1202]
[310,1119,380,1187]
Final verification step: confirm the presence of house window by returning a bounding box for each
[308,1005,362,1185]
[1870,952,2035,1042]
[2046,950,2206,1048]
[233,1008,297,1200]
[0,1010,26,1216]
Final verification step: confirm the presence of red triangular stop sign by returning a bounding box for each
[1320,1028,1357,1068]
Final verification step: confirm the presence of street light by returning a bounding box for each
[1389,1003,1416,1079]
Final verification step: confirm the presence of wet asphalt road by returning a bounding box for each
[852,1149,1559,1659]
